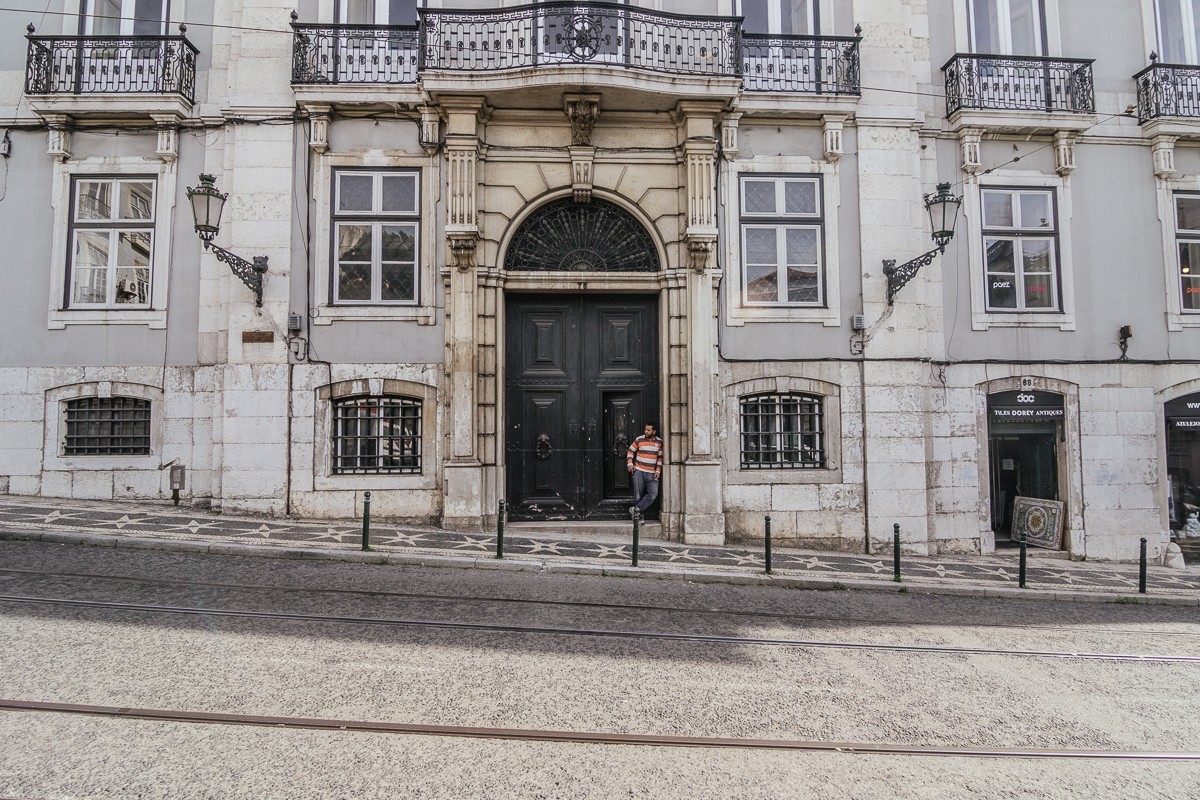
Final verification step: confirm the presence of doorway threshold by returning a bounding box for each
[994,540,1070,559]
[506,521,664,544]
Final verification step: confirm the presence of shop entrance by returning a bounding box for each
[1166,392,1200,556]
[987,391,1065,545]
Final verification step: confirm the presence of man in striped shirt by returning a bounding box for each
[626,422,663,518]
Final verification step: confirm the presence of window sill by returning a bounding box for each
[313,473,436,491]
[727,305,840,327]
[726,466,842,485]
[312,305,436,326]
[48,309,167,330]
[1168,312,1200,332]
[971,311,1075,331]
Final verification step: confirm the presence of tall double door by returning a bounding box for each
[505,294,659,521]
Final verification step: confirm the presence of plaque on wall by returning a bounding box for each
[1012,497,1065,550]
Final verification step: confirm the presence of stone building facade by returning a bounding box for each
[2,0,1199,562]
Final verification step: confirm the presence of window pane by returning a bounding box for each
[1024,273,1054,308]
[1177,195,1200,230]
[970,0,1002,52]
[783,180,817,215]
[780,0,813,35]
[114,267,149,304]
[982,191,1013,228]
[1008,0,1041,56]
[338,174,374,212]
[338,224,372,261]
[132,0,164,36]
[1159,0,1188,63]
[1018,192,1051,228]
[72,269,107,304]
[344,0,375,25]
[744,227,777,264]
[985,238,1015,273]
[381,263,415,302]
[116,231,151,267]
[90,0,121,36]
[75,231,110,268]
[785,227,818,264]
[77,181,112,220]
[1184,276,1200,311]
[786,265,819,303]
[1181,243,1200,310]
[743,180,777,215]
[381,224,415,262]
[388,0,417,24]
[1021,238,1052,273]
[118,182,154,220]
[382,174,417,213]
[741,0,769,34]
[338,264,372,301]
[745,264,778,302]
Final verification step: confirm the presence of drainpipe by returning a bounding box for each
[860,359,871,554]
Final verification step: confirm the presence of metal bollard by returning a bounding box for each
[361,491,371,552]
[764,515,773,575]
[496,499,505,560]
[893,523,902,582]
[632,511,640,567]
[1019,532,1028,589]
[1139,537,1147,594]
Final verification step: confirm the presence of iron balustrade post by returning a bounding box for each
[1019,532,1028,589]
[764,515,772,575]
[361,491,371,551]
[496,500,505,560]
[893,523,902,582]
[1139,538,1148,594]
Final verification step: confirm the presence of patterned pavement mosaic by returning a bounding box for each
[1,497,1198,597]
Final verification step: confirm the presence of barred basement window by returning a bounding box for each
[63,397,151,455]
[333,396,422,474]
[740,392,825,469]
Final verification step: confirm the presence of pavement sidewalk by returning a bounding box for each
[0,495,1197,606]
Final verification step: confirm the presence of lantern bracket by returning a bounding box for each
[204,241,267,307]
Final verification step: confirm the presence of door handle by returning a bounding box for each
[535,433,553,461]
[614,432,629,456]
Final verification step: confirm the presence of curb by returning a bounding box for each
[3,528,1197,606]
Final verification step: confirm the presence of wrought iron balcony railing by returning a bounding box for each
[25,26,198,102]
[1135,60,1200,122]
[292,22,420,84]
[942,53,1095,116]
[290,3,862,94]
[418,2,739,76]
[741,32,860,94]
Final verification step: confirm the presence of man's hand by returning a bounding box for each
[627,464,634,474]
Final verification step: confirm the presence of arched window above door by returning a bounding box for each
[504,197,660,273]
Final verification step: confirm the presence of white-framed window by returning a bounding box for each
[738,0,819,34]
[1174,194,1200,313]
[980,187,1060,312]
[67,177,155,309]
[964,172,1076,331]
[1155,0,1200,63]
[739,175,824,307]
[739,392,825,469]
[967,0,1046,55]
[47,158,175,329]
[81,0,168,36]
[331,169,420,305]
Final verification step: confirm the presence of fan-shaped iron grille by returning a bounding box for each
[504,198,660,273]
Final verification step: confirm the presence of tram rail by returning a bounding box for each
[3,593,1198,664]
[2,699,1197,761]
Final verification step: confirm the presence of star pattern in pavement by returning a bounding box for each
[521,541,565,555]
[593,544,630,559]
[453,535,492,550]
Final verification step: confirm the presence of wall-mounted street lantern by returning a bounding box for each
[186,174,267,307]
[882,182,962,305]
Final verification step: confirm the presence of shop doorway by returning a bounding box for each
[987,390,1064,546]
[1166,392,1200,556]
[504,293,659,522]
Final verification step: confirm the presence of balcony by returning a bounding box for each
[942,53,1094,131]
[1135,60,1200,123]
[290,2,860,103]
[25,26,198,116]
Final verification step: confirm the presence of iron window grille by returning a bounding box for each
[67,177,155,308]
[981,187,1060,312]
[739,175,825,306]
[740,392,825,469]
[1175,194,1200,312]
[333,395,422,474]
[331,169,420,304]
[64,396,151,455]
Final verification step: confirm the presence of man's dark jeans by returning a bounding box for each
[632,469,659,514]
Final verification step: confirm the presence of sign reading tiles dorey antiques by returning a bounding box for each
[988,390,1065,420]
[1165,392,1200,429]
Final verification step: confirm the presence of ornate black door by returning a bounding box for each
[506,294,659,521]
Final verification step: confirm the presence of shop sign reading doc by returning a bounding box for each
[988,390,1065,420]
